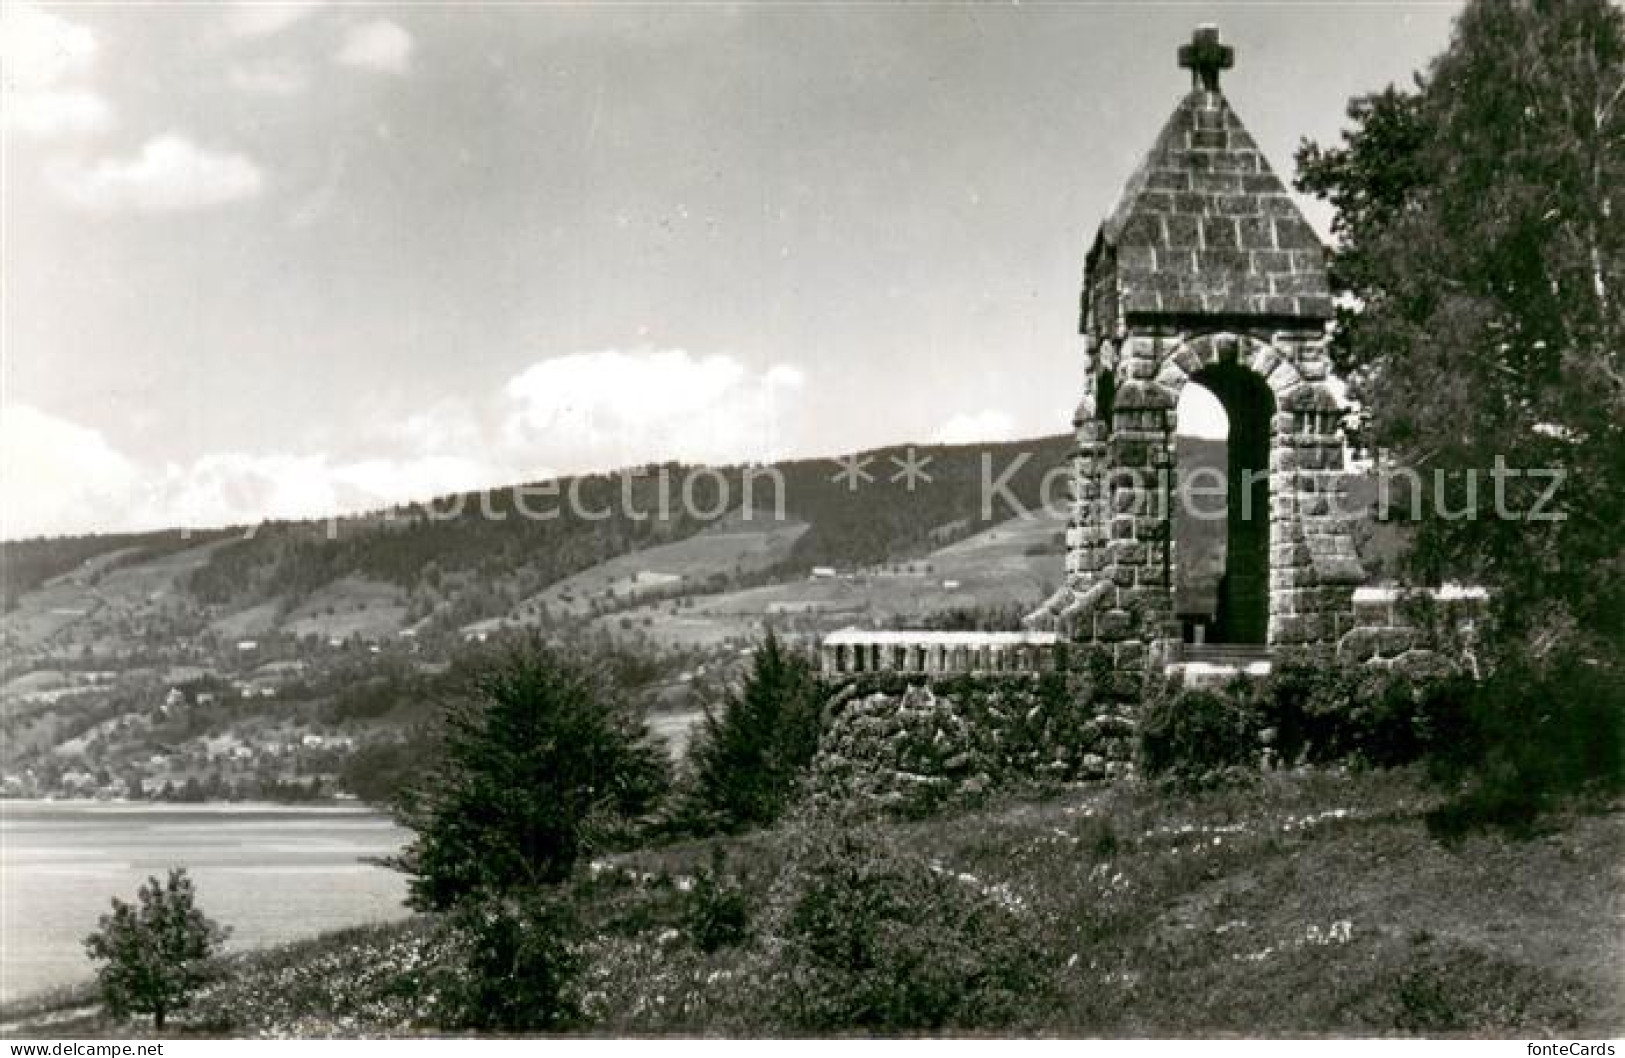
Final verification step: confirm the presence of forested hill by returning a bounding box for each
[3,435,1075,630]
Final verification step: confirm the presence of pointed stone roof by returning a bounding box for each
[1087,54,1333,324]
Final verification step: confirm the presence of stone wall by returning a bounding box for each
[803,678,1137,820]
[1338,584,1490,677]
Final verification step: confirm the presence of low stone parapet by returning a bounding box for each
[820,628,1061,678]
[1338,583,1488,675]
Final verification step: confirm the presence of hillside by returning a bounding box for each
[0,432,1406,802]
[5,769,1617,1037]
[0,437,1070,800]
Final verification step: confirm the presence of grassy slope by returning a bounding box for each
[2,539,233,654]
[582,505,1071,649]
[464,511,812,635]
[8,769,1618,1038]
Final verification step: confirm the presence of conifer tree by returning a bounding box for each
[683,631,826,832]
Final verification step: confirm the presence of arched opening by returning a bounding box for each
[1173,361,1275,645]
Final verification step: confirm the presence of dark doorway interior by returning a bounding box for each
[1190,362,1274,644]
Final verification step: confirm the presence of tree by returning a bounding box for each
[1296,0,1625,817]
[680,631,826,832]
[394,638,669,911]
[83,868,229,1031]
[1294,0,1625,648]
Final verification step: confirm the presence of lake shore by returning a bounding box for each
[0,801,410,1003]
[5,770,1620,1038]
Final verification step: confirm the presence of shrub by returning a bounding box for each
[83,868,230,1031]
[443,891,582,1032]
[394,638,670,911]
[679,631,826,833]
[1138,686,1263,780]
[1256,652,1472,770]
[681,847,751,953]
[1427,646,1625,833]
[771,830,1047,1032]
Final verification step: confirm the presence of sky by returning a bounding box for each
[2,1,1463,538]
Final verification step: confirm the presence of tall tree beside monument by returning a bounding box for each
[1295,0,1625,649]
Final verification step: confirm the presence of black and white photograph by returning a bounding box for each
[1,0,1621,1045]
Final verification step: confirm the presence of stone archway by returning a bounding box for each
[1159,334,1297,646]
[1177,360,1276,644]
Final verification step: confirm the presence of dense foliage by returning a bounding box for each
[1424,645,1625,831]
[1139,653,1475,782]
[1137,687,1262,780]
[393,640,669,911]
[1294,0,1625,646]
[680,847,752,953]
[83,868,229,1031]
[771,829,1047,1033]
[1292,0,1625,824]
[1139,649,1621,826]
[441,892,584,1032]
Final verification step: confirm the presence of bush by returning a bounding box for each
[1264,653,1473,768]
[442,892,582,1032]
[771,830,1047,1032]
[1427,647,1625,833]
[83,868,230,1031]
[395,638,670,911]
[681,848,751,953]
[1138,686,1263,780]
[1135,654,1478,782]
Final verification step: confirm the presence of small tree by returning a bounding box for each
[395,638,669,911]
[83,868,229,1031]
[681,630,826,832]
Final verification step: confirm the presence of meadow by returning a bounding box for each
[7,766,1616,1038]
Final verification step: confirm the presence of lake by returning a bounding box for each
[0,801,411,1003]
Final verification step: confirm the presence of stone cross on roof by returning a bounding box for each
[1178,24,1234,93]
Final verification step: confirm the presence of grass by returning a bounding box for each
[6,767,1618,1038]
[581,508,1070,650]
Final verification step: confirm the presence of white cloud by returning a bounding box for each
[154,451,508,530]
[1,4,112,138]
[0,405,141,538]
[47,134,265,214]
[0,403,515,537]
[223,1,326,39]
[933,409,1018,445]
[1,350,811,536]
[7,89,111,137]
[228,62,309,97]
[333,20,413,75]
[2,3,96,90]
[503,349,805,471]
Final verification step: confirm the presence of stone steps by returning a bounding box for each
[1177,643,1272,666]
[1167,643,1273,686]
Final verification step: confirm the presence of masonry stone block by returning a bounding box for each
[1271,542,1311,566]
[1095,609,1132,640]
